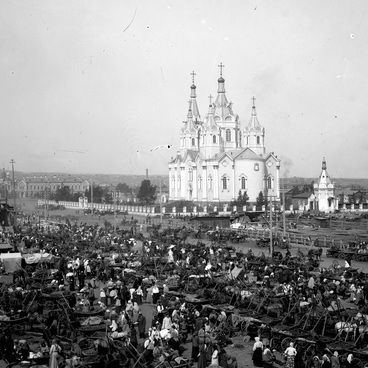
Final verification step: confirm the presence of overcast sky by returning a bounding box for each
[1,0,367,179]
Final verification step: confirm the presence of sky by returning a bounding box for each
[1,0,368,179]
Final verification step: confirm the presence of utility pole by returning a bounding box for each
[91,180,94,217]
[10,159,16,219]
[113,187,117,234]
[160,180,163,224]
[270,196,273,255]
[282,179,286,237]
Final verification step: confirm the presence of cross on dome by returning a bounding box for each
[190,71,196,84]
[252,96,256,107]
[208,94,213,105]
[218,62,225,76]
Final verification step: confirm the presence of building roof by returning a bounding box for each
[21,176,87,184]
[292,191,313,199]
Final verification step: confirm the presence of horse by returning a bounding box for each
[335,321,358,340]
[308,248,323,261]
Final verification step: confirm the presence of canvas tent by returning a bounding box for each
[22,253,58,265]
[0,252,22,273]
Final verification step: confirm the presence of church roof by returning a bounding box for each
[186,149,198,162]
[246,97,263,131]
[190,84,201,121]
[213,65,235,121]
[233,148,262,161]
[203,104,218,131]
[316,158,333,186]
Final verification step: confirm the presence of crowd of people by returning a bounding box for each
[0,213,367,368]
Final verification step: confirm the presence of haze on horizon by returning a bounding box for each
[1,0,367,179]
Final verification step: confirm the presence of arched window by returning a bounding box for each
[222,176,227,190]
[188,168,193,181]
[213,135,216,144]
[177,176,181,189]
[192,138,195,146]
[267,177,272,189]
[226,129,231,142]
[208,175,213,190]
[198,176,202,190]
[257,136,260,144]
[241,177,246,190]
[171,176,175,189]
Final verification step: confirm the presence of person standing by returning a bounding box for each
[137,311,146,339]
[331,351,340,368]
[49,338,61,368]
[252,337,264,367]
[191,331,199,363]
[152,284,160,304]
[284,342,297,368]
[262,345,275,368]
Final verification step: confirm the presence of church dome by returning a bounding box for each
[218,77,225,83]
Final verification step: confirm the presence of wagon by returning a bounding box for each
[0,315,28,335]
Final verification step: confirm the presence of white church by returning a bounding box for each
[168,64,281,205]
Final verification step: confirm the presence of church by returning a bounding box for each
[168,64,281,206]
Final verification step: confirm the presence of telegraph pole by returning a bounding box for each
[270,196,273,255]
[282,179,286,237]
[113,187,117,233]
[91,180,94,217]
[10,159,16,215]
[160,180,163,224]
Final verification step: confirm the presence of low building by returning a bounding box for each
[17,176,90,198]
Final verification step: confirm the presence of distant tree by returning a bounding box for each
[84,184,108,204]
[54,186,72,202]
[302,182,314,193]
[291,185,302,195]
[256,191,266,210]
[230,190,249,209]
[115,182,132,193]
[137,180,157,205]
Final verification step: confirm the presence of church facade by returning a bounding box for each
[313,158,337,212]
[168,66,281,205]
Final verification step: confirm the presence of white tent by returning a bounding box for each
[0,252,22,273]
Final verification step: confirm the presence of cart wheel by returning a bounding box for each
[240,321,248,335]
[11,324,24,335]
[281,337,295,352]
[332,259,339,267]
[303,344,316,361]
[270,337,281,352]
[222,326,230,337]
[226,314,233,328]
[45,301,55,310]
[186,303,195,312]
[78,338,95,350]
